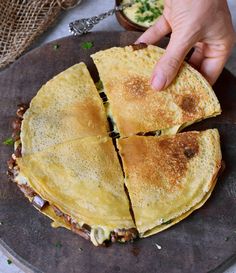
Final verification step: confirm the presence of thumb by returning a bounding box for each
[151,35,194,91]
[135,15,171,45]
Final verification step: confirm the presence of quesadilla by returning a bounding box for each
[117,129,222,236]
[21,63,108,155]
[92,45,221,137]
[7,48,223,247]
[14,136,137,246]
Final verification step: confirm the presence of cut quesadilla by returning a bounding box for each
[117,129,222,236]
[12,136,137,246]
[7,48,223,247]
[92,45,221,137]
[21,63,109,155]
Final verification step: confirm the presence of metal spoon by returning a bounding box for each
[68,2,134,36]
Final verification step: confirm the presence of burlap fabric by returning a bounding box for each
[0,0,81,69]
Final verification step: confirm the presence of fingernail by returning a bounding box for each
[151,71,166,91]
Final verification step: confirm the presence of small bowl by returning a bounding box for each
[115,0,147,32]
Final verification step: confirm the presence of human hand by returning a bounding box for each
[136,0,236,90]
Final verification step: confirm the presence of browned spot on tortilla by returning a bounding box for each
[131,43,148,51]
[157,132,199,185]
[180,95,197,113]
[184,147,196,158]
[124,76,150,100]
[120,132,199,193]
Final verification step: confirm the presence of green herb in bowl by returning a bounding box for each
[122,0,164,28]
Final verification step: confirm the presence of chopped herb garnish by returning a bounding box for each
[7,259,12,265]
[53,44,60,50]
[81,41,94,49]
[3,137,14,145]
[55,241,62,248]
[133,0,163,24]
[224,237,229,241]
[0,221,3,225]
[78,247,83,251]
[95,80,104,91]
[161,219,173,225]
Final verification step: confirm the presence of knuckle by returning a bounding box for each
[153,24,166,36]
[166,57,181,71]
[222,37,235,52]
[153,25,164,36]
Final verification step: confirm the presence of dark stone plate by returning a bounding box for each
[0,32,236,273]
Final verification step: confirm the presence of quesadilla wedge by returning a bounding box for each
[92,45,221,137]
[14,136,137,246]
[21,62,109,155]
[117,129,222,236]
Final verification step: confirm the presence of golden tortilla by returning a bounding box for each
[21,63,108,155]
[92,45,221,137]
[117,129,222,236]
[17,136,134,231]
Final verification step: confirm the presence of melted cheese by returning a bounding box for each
[14,169,114,246]
[161,125,181,136]
[90,227,111,246]
[14,171,28,185]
